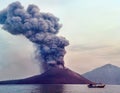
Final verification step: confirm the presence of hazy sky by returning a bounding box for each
[1,0,120,80]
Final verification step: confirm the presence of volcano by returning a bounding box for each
[83,64,120,85]
[0,68,94,84]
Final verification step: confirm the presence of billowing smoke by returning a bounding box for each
[0,2,69,70]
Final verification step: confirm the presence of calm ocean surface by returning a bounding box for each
[0,84,119,93]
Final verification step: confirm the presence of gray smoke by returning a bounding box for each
[0,1,69,70]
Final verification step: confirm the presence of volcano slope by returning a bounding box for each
[0,68,94,84]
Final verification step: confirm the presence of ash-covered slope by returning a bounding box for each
[83,64,120,85]
[0,68,93,84]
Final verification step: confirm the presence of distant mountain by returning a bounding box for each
[0,68,94,84]
[82,64,120,85]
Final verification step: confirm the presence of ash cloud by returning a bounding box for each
[0,1,69,70]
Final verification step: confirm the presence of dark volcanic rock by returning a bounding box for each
[0,68,94,84]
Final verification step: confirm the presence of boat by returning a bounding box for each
[88,83,105,88]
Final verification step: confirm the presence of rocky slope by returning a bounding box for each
[0,67,93,84]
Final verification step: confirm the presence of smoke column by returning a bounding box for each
[0,2,69,70]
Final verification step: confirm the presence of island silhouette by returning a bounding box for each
[0,67,94,84]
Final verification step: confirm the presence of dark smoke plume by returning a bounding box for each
[0,2,69,70]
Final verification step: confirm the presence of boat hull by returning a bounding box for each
[88,84,105,88]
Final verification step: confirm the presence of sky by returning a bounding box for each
[1,0,120,80]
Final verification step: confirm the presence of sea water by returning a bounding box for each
[0,84,119,93]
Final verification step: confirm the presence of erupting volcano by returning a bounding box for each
[0,1,94,84]
[0,1,69,70]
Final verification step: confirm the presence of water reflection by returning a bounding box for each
[0,84,120,93]
[32,84,64,93]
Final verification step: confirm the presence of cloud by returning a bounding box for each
[68,44,109,52]
[107,48,120,56]
[98,45,120,62]
[0,30,40,80]
[65,43,120,73]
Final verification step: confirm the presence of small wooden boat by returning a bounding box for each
[88,83,105,88]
